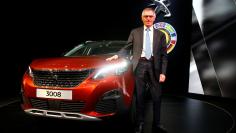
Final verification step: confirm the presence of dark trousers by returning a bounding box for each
[135,59,162,127]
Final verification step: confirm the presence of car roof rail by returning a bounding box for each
[85,40,95,43]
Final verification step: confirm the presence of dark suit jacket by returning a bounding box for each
[119,26,168,80]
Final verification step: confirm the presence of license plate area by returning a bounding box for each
[36,89,72,100]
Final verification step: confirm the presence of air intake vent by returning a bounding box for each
[60,101,85,113]
[30,98,48,110]
[30,98,85,113]
[95,99,117,114]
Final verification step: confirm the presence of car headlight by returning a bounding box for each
[93,60,129,79]
[27,66,33,77]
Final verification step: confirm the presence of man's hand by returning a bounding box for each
[159,74,166,83]
[106,55,118,61]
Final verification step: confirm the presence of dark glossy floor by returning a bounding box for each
[0,95,235,133]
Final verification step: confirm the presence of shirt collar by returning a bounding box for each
[144,25,154,32]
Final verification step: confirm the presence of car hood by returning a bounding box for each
[30,55,121,71]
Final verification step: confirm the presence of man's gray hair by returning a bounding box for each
[141,8,156,17]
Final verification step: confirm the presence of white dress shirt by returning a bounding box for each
[141,25,154,58]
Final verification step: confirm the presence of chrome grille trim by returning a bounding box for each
[25,109,101,121]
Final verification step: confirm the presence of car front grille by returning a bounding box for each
[30,98,85,113]
[32,69,94,88]
[95,99,117,114]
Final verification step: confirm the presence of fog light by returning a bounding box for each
[102,89,120,100]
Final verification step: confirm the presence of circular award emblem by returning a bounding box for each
[154,22,177,54]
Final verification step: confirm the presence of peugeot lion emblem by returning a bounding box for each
[52,74,58,80]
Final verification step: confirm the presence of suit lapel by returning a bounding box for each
[138,27,143,51]
[153,29,159,54]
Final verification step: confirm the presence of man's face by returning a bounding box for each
[141,10,156,27]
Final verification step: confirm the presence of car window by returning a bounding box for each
[89,43,124,55]
[64,41,127,56]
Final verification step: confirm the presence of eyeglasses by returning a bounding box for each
[143,15,154,18]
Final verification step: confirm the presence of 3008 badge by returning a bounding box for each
[46,90,61,97]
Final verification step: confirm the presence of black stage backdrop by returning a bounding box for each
[2,0,192,100]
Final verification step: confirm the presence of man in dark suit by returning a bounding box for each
[107,7,168,133]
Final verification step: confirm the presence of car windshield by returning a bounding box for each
[64,40,127,56]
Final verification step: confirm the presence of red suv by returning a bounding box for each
[21,40,135,121]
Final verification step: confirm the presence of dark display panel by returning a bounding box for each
[189,0,236,99]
